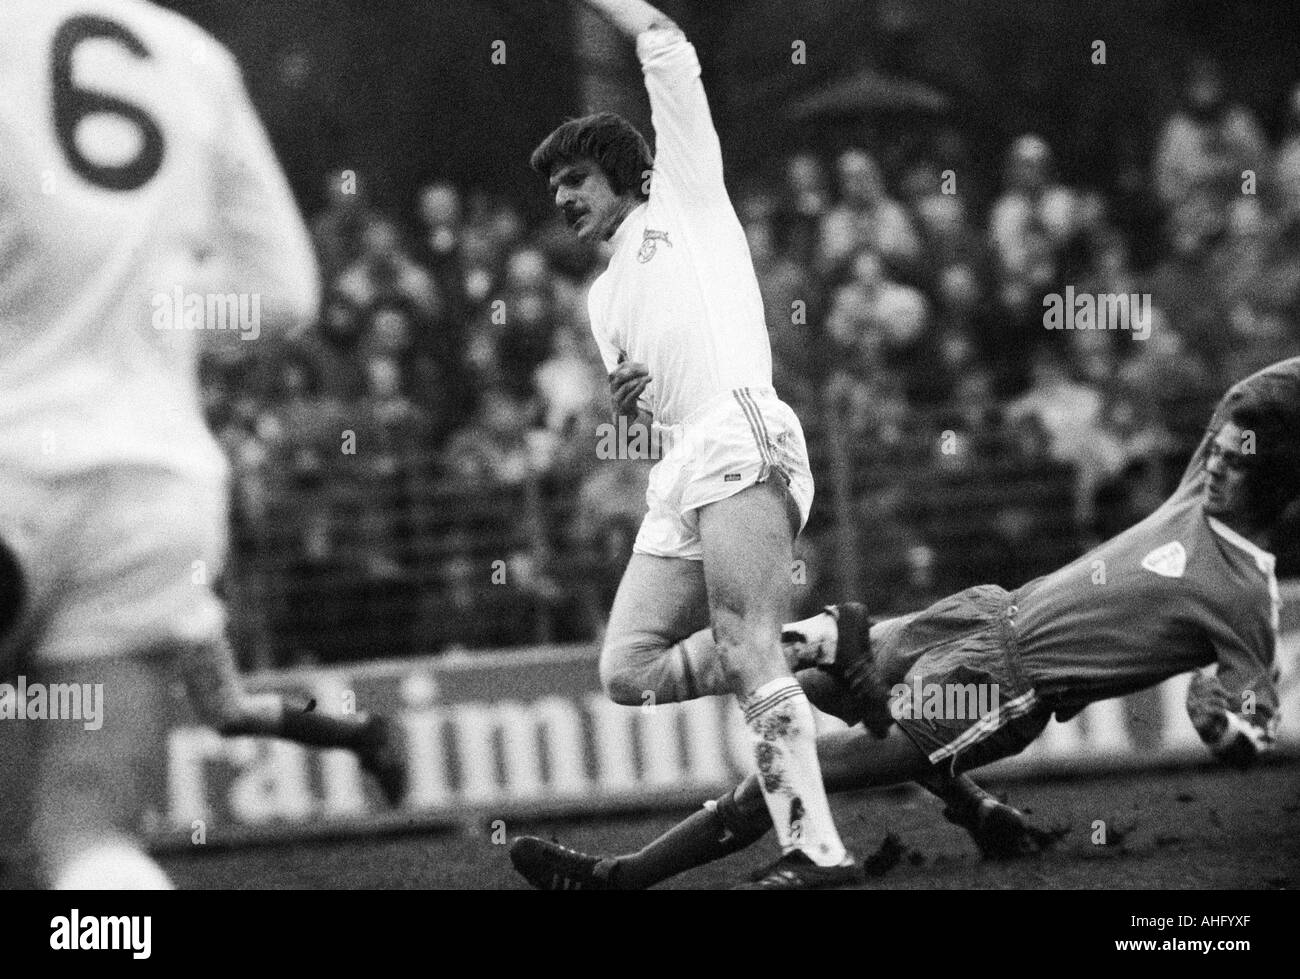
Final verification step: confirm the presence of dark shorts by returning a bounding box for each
[872,585,1052,773]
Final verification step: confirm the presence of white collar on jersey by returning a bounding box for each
[609,201,648,253]
[1207,515,1277,576]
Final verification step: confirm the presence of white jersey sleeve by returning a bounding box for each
[204,45,319,331]
[636,26,727,210]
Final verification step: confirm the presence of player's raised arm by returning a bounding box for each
[577,0,678,39]
[581,0,727,208]
[205,45,320,333]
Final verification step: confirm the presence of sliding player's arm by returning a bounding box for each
[1185,620,1279,769]
[204,46,320,332]
[576,0,678,39]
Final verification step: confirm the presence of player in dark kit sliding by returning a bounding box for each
[512,357,1300,889]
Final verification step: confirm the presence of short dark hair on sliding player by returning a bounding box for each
[530,112,653,201]
[1225,387,1300,526]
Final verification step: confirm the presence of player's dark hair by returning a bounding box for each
[530,112,653,201]
[1226,390,1300,527]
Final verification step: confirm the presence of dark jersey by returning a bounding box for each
[1012,358,1300,734]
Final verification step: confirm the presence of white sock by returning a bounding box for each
[781,611,839,670]
[53,840,174,890]
[741,676,848,867]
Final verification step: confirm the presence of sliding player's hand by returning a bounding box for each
[609,359,651,419]
[1185,670,1232,744]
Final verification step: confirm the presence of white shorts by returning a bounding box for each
[634,387,814,561]
[0,467,228,671]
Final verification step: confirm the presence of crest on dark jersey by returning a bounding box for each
[1141,541,1187,578]
[637,228,672,263]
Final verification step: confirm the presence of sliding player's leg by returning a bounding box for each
[178,636,407,804]
[697,479,854,879]
[511,725,930,890]
[781,603,1042,855]
[662,601,1043,852]
[597,552,716,705]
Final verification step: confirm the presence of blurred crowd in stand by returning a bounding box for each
[208,59,1300,666]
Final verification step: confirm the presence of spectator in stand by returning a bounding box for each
[309,291,369,402]
[567,456,649,630]
[841,250,931,384]
[745,217,818,416]
[1075,231,1141,335]
[1056,188,1122,286]
[989,135,1077,285]
[1145,191,1233,363]
[534,318,606,440]
[1276,83,1300,226]
[822,149,922,274]
[826,368,918,465]
[311,168,381,283]
[987,136,1072,391]
[414,181,467,324]
[459,222,503,309]
[1152,55,1267,212]
[345,353,432,577]
[1116,316,1215,438]
[779,151,832,263]
[363,301,454,442]
[933,365,1003,473]
[442,385,542,487]
[824,281,878,377]
[850,485,931,613]
[262,349,349,473]
[1005,347,1103,458]
[1005,345,1137,527]
[915,192,988,287]
[495,247,560,402]
[337,214,444,321]
[1211,196,1273,312]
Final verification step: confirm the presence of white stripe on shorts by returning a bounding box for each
[927,689,1041,765]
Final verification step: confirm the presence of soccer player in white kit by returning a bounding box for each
[0,0,403,889]
[530,0,856,886]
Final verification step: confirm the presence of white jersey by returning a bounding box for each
[0,0,318,481]
[587,26,772,429]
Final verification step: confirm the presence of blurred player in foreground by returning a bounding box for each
[0,0,402,890]
[513,357,1300,888]
[529,0,858,886]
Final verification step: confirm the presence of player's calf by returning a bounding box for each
[181,639,408,804]
[510,784,773,890]
[25,653,173,889]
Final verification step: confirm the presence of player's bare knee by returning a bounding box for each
[599,636,656,706]
[599,662,646,706]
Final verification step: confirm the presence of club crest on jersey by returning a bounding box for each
[637,229,672,263]
[1141,541,1187,578]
